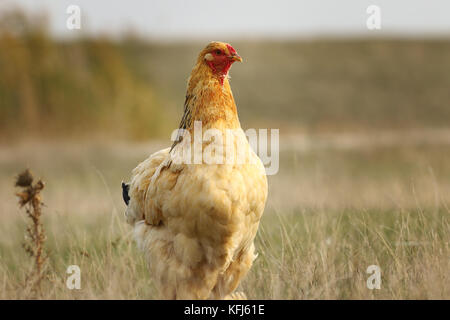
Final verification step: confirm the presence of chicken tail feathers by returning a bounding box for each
[121,181,130,205]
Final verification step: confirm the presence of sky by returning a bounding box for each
[2,0,450,39]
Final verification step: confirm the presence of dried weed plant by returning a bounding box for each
[15,169,49,296]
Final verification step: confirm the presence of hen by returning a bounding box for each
[123,42,268,299]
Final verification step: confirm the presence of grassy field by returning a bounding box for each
[1,8,449,301]
[0,134,448,299]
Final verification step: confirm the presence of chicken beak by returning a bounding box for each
[229,54,243,62]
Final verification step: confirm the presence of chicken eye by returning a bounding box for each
[215,50,222,55]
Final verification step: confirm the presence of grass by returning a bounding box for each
[248,208,448,299]
[0,8,449,300]
[0,136,448,299]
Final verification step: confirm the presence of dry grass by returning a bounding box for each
[1,7,449,301]
[0,134,448,299]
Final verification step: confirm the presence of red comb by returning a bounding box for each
[226,44,237,55]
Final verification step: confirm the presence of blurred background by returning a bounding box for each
[1,0,450,140]
[0,0,449,299]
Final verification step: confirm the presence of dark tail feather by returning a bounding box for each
[121,182,130,205]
